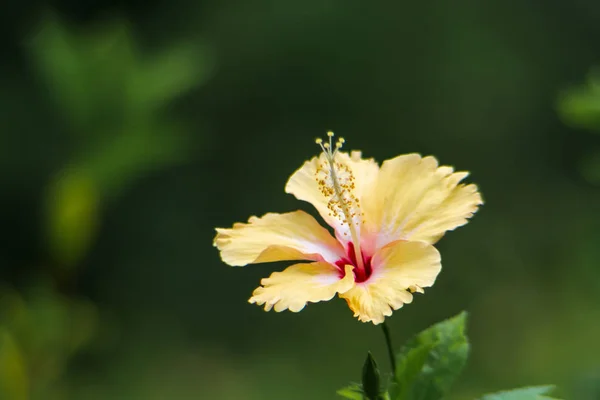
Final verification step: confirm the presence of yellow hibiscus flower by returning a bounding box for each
[214,132,482,324]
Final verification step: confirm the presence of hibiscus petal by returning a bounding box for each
[285,151,379,238]
[249,263,355,312]
[214,211,344,266]
[362,154,482,248]
[340,240,441,324]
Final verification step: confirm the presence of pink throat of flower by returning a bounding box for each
[335,242,372,283]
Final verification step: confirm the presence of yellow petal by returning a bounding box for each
[362,154,482,248]
[340,240,441,324]
[249,263,354,312]
[214,211,344,266]
[285,151,379,236]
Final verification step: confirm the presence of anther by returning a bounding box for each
[315,138,323,144]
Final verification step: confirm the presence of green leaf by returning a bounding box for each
[557,68,600,132]
[337,383,364,400]
[81,120,190,197]
[363,352,381,400]
[45,169,99,270]
[28,14,136,129]
[390,343,434,400]
[125,43,213,115]
[0,329,28,400]
[387,382,400,400]
[28,14,208,132]
[28,14,92,127]
[392,311,470,400]
[479,385,558,400]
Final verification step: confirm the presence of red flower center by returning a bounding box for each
[335,242,373,283]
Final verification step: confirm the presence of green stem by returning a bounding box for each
[381,321,396,375]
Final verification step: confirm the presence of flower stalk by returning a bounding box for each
[382,321,396,375]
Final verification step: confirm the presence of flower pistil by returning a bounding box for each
[315,131,365,272]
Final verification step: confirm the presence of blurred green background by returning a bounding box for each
[1,1,600,399]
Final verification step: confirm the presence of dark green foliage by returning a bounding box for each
[390,312,469,400]
[337,384,365,400]
[479,385,558,400]
[339,312,560,400]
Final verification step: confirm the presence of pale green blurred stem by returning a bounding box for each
[382,322,396,375]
